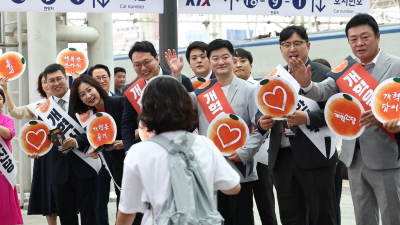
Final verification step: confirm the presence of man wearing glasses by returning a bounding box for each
[89,64,114,96]
[255,25,338,225]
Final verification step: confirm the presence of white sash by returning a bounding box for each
[0,137,17,187]
[36,98,101,172]
[272,65,336,159]
[26,99,46,118]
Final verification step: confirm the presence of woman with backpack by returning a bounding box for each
[116,76,241,225]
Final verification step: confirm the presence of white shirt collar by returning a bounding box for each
[356,48,381,65]
[108,92,112,97]
[158,66,163,76]
[246,76,258,85]
[204,71,212,80]
[53,89,70,104]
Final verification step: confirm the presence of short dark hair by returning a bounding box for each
[43,64,66,79]
[345,13,379,38]
[114,67,126,76]
[128,41,157,61]
[88,64,111,78]
[185,41,208,62]
[279,25,309,44]
[0,89,5,104]
[233,48,253,64]
[207,39,234,59]
[37,72,47,98]
[312,58,331,69]
[70,75,109,114]
[140,76,197,134]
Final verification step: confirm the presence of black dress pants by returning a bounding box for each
[52,169,97,225]
[273,148,337,225]
[253,163,277,225]
[218,181,255,225]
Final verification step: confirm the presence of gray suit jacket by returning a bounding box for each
[191,75,263,183]
[304,50,400,170]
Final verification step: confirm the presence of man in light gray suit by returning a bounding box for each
[290,13,400,225]
[166,39,262,225]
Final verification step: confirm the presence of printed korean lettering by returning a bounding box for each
[0,146,14,173]
[130,84,142,100]
[296,99,310,112]
[47,109,62,127]
[203,90,224,115]
[6,58,14,74]
[334,111,357,125]
[342,70,374,106]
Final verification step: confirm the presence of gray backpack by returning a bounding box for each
[146,132,224,225]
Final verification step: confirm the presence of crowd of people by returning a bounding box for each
[1,13,400,225]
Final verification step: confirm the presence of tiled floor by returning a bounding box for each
[21,180,360,225]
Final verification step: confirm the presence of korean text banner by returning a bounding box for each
[179,0,370,17]
[3,0,163,13]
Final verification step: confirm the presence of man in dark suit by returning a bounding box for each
[43,64,97,225]
[256,26,338,225]
[121,41,194,153]
[185,41,216,80]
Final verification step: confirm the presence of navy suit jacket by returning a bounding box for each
[190,71,216,79]
[51,102,96,185]
[121,67,194,152]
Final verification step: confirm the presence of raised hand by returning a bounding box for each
[288,57,312,88]
[164,49,183,78]
[71,71,80,81]
[0,77,9,90]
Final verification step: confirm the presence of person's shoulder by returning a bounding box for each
[380,50,400,63]
[0,113,14,122]
[310,60,331,73]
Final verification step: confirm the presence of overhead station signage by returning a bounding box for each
[5,0,163,13]
[179,0,370,17]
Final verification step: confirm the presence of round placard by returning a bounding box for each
[138,120,156,141]
[207,113,249,156]
[18,120,53,156]
[254,76,298,120]
[87,112,117,149]
[191,77,208,90]
[0,51,26,80]
[324,93,365,140]
[371,77,400,125]
[56,48,89,76]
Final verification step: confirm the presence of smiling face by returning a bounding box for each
[46,70,68,98]
[131,51,160,81]
[92,68,110,93]
[280,32,310,65]
[41,76,53,98]
[347,24,380,64]
[78,82,103,109]
[210,48,234,77]
[233,56,252,80]
[189,48,211,78]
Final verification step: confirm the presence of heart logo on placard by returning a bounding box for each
[26,129,47,150]
[217,123,242,148]
[263,86,287,111]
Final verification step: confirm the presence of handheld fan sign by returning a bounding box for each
[324,93,365,140]
[0,51,26,80]
[207,114,249,156]
[191,77,208,90]
[371,77,400,126]
[56,48,89,75]
[18,121,53,156]
[87,112,117,149]
[255,76,298,120]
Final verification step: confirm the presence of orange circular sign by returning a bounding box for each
[331,60,348,73]
[0,51,26,80]
[207,114,249,156]
[191,77,208,90]
[87,112,117,149]
[325,93,365,140]
[56,48,89,75]
[79,110,92,124]
[37,99,51,114]
[18,121,53,156]
[371,77,400,125]
[255,77,298,120]
[197,79,212,90]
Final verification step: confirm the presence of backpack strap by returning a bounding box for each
[145,131,197,156]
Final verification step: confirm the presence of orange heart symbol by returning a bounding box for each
[263,86,287,111]
[26,129,47,150]
[217,123,242,148]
